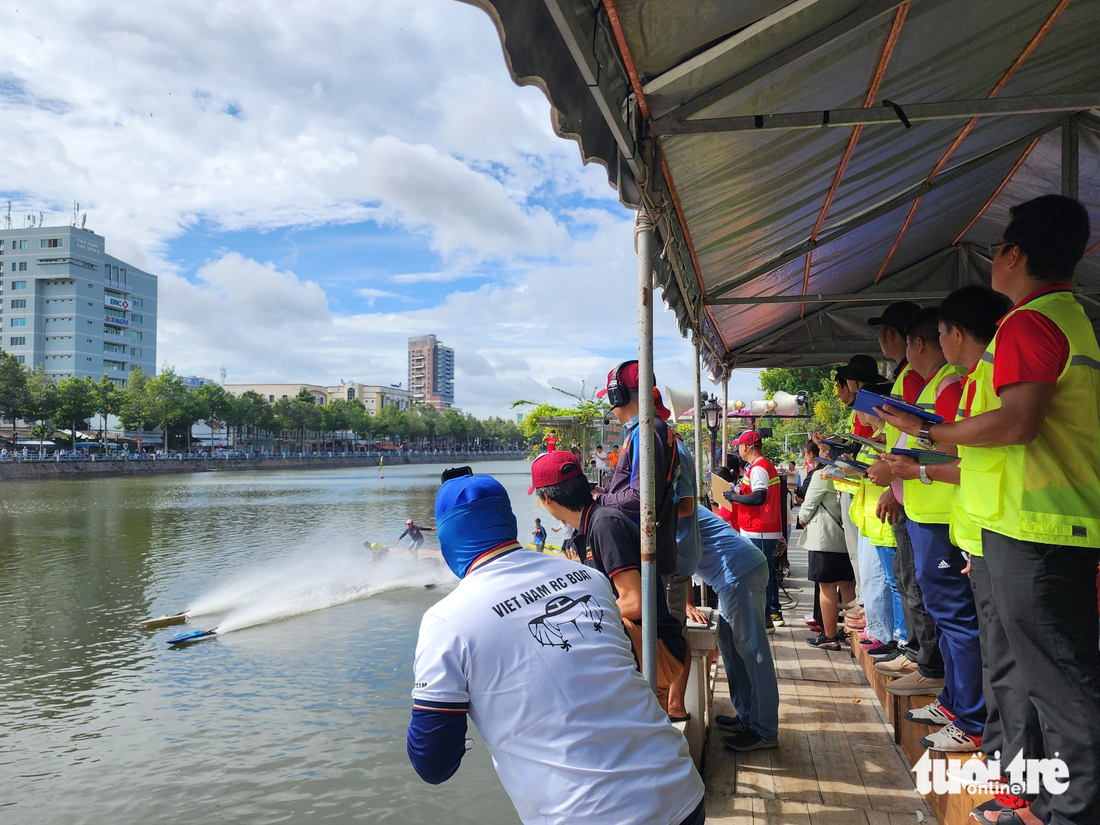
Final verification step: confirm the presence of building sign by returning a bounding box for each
[104,314,130,327]
[105,296,130,310]
[74,236,103,255]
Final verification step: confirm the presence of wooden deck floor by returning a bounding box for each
[702,555,935,825]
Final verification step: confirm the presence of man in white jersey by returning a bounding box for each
[407,471,705,825]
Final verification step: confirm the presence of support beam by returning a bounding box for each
[635,207,658,694]
[651,92,1100,136]
[541,0,640,178]
[712,290,956,306]
[721,379,729,474]
[1062,115,1079,199]
[953,137,1040,245]
[651,0,907,127]
[693,339,704,502]
[705,120,1062,301]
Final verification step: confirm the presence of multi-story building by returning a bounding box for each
[0,225,157,384]
[407,334,454,410]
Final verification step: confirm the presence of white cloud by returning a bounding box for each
[0,0,759,416]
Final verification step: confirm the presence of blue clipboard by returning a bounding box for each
[854,389,944,425]
[890,448,958,465]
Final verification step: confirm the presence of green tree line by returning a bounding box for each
[0,353,526,453]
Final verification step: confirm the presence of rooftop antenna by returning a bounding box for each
[219,366,227,384]
[71,201,79,227]
[4,202,10,230]
[80,213,86,230]
[39,211,43,227]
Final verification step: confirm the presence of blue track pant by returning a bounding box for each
[907,519,986,737]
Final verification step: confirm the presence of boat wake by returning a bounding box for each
[183,549,450,636]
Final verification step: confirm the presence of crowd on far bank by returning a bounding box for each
[403,195,1100,825]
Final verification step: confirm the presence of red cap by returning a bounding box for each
[529,451,585,494]
[595,362,639,398]
[736,430,762,447]
[652,388,672,421]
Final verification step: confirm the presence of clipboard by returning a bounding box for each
[832,433,887,453]
[854,389,944,424]
[834,456,871,476]
[890,448,958,466]
[709,471,735,502]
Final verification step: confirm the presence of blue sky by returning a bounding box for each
[0,0,761,416]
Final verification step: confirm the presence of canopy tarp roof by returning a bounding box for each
[464,0,1100,375]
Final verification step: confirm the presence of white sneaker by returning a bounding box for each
[903,698,953,726]
[919,722,982,753]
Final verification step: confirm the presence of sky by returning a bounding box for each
[1,0,762,417]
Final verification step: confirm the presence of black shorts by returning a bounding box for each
[807,550,855,583]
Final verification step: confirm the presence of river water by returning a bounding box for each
[0,460,543,824]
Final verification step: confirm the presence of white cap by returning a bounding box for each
[407,519,413,524]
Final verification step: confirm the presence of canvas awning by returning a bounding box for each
[464,0,1100,375]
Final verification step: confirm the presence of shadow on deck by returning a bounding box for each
[702,561,935,825]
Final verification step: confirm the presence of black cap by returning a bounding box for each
[867,301,921,332]
[835,354,882,384]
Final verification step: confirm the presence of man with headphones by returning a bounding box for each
[595,360,681,579]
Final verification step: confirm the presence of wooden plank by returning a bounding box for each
[764,799,812,825]
[828,684,931,815]
[795,680,875,811]
[772,682,824,803]
[771,618,805,682]
[806,802,872,825]
[792,626,842,683]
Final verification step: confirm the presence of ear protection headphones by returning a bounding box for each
[604,360,638,410]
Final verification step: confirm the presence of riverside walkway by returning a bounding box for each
[703,544,935,825]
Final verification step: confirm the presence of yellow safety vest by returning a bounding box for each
[951,372,990,557]
[849,443,896,547]
[959,289,1100,547]
[884,362,923,457]
[903,363,965,525]
[832,411,863,495]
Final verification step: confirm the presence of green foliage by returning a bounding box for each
[0,350,527,452]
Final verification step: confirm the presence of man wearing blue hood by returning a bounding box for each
[407,472,705,825]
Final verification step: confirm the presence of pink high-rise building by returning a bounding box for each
[407,334,455,410]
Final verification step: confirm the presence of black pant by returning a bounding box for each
[968,553,1043,782]
[894,508,944,678]
[983,530,1100,825]
[677,798,705,825]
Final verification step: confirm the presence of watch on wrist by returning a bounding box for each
[917,424,935,450]
[919,464,933,485]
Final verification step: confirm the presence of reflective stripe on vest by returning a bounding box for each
[831,411,863,494]
[961,290,1100,546]
[884,363,923,454]
[849,443,896,546]
[738,456,783,534]
[903,363,964,525]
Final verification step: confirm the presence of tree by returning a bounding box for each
[194,382,234,452]
[53,376,98,451]
[118,367,156,448]
[94,375,124,451]
[0,351,29,445]
[24,368,59,456]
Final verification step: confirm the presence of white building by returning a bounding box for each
[0,225,157,384]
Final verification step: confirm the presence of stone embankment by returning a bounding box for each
[0,452,527,482]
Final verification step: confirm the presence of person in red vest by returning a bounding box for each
[542,429,558,453]
[723,431,784,628]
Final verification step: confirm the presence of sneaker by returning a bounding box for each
[904,698,955,726]
[723,729,779,752]
[765,615,775,635]
[920,722,982,753]
[714,715,745,733]
[969,794,1029,823]
[886,670,945,696]
[770,612,784,627]
[806,633,844,651]
[874,654,919,677]
[865,640,899,657]
[802,614,816,625]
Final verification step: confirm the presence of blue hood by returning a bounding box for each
[435,476,518,579]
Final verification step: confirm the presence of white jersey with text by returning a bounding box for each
[412,550,703,825]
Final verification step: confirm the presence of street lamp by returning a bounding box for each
[701,394,723,472]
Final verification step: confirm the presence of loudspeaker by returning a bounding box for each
[663,386,696,422]
[772,391,807,417]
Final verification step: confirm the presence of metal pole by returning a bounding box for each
[722,377,729,471]
[635,206,658,694]
[1062,115,1079,200]
[693,339,704,501]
